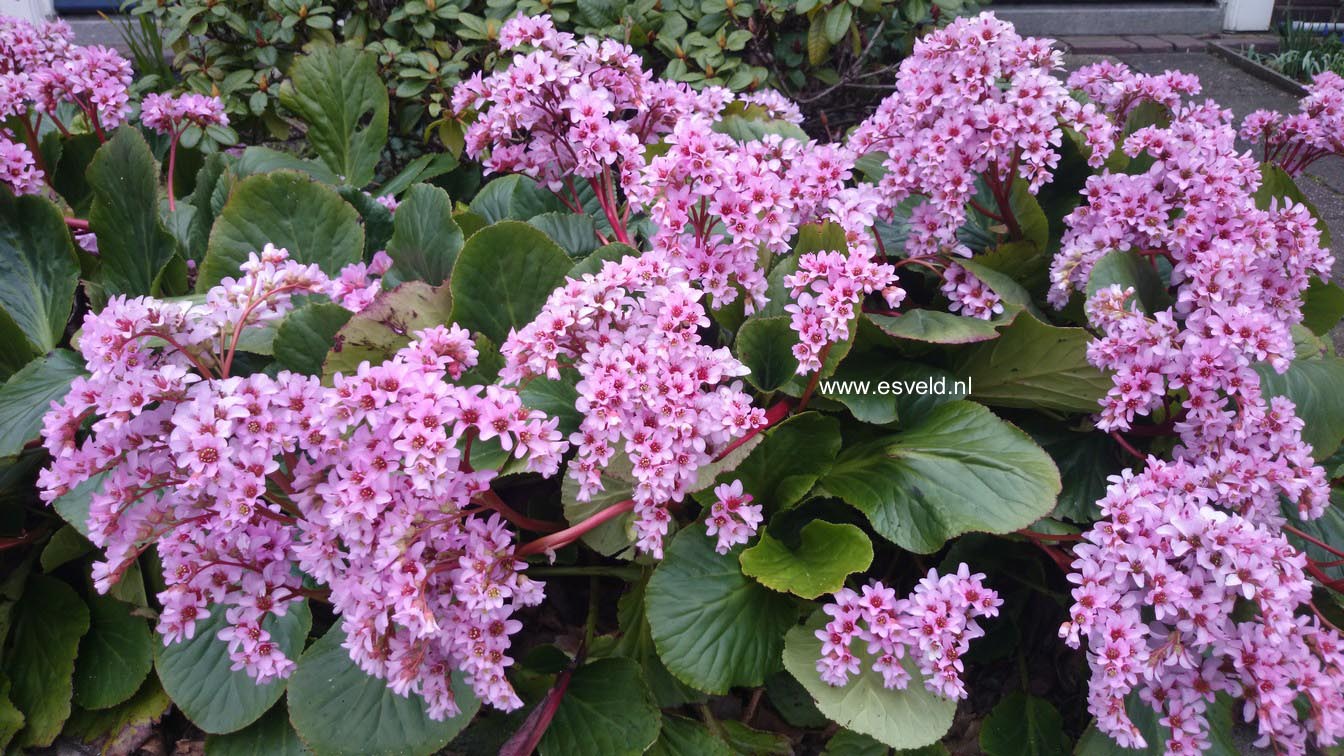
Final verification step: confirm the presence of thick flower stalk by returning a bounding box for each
[500,254,765,557]
[1050,100,1342,754]
[1242,71,1344,176]
[140,92,229,210]
[816,565,1002,700]
[38,245,567,719]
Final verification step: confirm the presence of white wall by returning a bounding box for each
[1,0,54,23]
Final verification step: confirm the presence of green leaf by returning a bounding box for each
[819,357,966,426]
[337,186,395,260]
[706,413,841,514]
[200,171,364,289]
[538,657,661,756]
[645,523,798,694]
[740,520,873,599]
[647,714,731,756]
[0,674,23,753]
[569,242,637,279]
[232,146,340,185]
[205,703,309,756]
[52,470,106,538]
[449,221,571,344]
[867,310,1006,344]
[1023,422,1123,523]
[385,184,463,286]
[156,600,311,734]
[611,576,704,708]
[820,401,1060,553]
[2,573,90,748]
[87,127,178,297]
[63,677,171,754]
[736,316,800,392]
[1256,356,1344,460]
[529,212,599,258]
[287,625,479,756]
[0,349,85,459]
[279,46,389,188]
[561,455,640,559]
[948,314,1110,413]
[39,525,92,572]
[718,720,793,754]
[378,153,459,198]
[822,729,891,756]
[782,611,955,750]
[979,693,1070,756]
[519,369,582,437]
[73,593,154,710]
[1302,277,1344,338]
[274,302,354,376]
[1075,692,1240,756]
[322,281,452,380]
[1084,250,1172,317]
[0,190,80,353]
[468,175,564,224]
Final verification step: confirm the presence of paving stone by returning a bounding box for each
[1058,36,1141,54]
[1125,35,1177,52]
[1157,34,1210,52]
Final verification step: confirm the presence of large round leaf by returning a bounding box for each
[735,316,801,392]
[740,520,873,599]
[537,657,661,756]
[699,412,841,514]
[448,221,571,345]
[3,573,90,748]
[781,612,955,750]
[0,349,85,460]
[279,46,388,189]
[87,127,177,297]
[0,190,79,354]
[274,303,353,377]
[155,600,311,734]
[867,310,1006,344]
[645,523,798,694]
[384,184,463,287]
[204,703,309,756]
[321,282,453,380]
[1256,356,1344,460]
[199,172,364,289]
[820,401,1060,553]
[948,314,1110,413]
[73,593,153,710]
[287,625,479,756]
[979,693,1070,756]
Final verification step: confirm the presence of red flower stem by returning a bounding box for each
[499,659,577,756]
[516,499,635,557]
[1109,431,1147,463]
[797,342,834,413]
[477,489,563,533]
[713,399,792,463]
[65,217,90,232]
[1285,523,1344,559]
[1017,528,1083,543]
[166,131,181,212]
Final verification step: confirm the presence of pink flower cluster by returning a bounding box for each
[1059,460,1344,754]
[1242,71,1344,176]
[0,15,130,194]
[39,245,567,719]
[140,91,229,137]
[1067,60,1202,122]
[500,253,765,557]
[783,250,902,372]
[704,479,761,554]
[1050,86,1341,754]
[816,565,1002,700]
[452,15,718,192]
[940,263,1003,320]
[847,12,1114,261]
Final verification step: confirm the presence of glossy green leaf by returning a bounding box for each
[274,302,354,376]
[0,190,80,353]
[645,523,798,694]
[0,349,85,459]
[740,520,873,598]
[449,221,571,344]
[782,612,955,750]
[200,171,364,289]
[538,657,661,756]
[818,357,966,426]
[287,625,479,756]
[979,693,1070,756]
[820,401,1060,553]
[39,525,92,572]
[87,127,178,297]
[1076,692,1240,756]
[647,714,731,756]
[73,593,154,710]
[705,413,841,514]
[385,183,463,286]
[279,46,389,188]
[322,282,452,379]
[156,600,311,734]
[1256,356,1344,460]
[0,674,22,753]
[529,212,599,258]
[611,576,704,708]
[1085,249,1172,317]
[205,702,309,756]
[867,310,1006,344]
[2,573,90,748]
[1302,277,1344,337]
[948,314,1110,413]
[736,316,800,392]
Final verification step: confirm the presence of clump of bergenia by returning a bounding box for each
[500,253,765,558]
[1067,59,1202,121]
[1242,70,1344,176]
[1049,90,1344,753]
[38,245,567,718]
